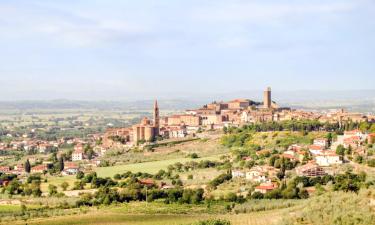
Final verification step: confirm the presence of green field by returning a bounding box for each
[14,202,291,225]
[96,155,223,177]
[41,175,77,192]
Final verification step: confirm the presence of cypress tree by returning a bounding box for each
[58,157,64,172]
[25,159,31,173]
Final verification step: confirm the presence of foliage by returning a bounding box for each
[209,173,232,190]
[281,189,375,225]
[192,219,231,225]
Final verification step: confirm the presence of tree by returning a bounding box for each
[251,192,264,199]
[76,171,85,179]
[48,184,58,196]
[58,157,64,172]
[326,133,333,147]
[61,182,69,191]
[25,159,31,173]
[336,145,346,157]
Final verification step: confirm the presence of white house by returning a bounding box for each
[309,145,325,155]
[231,170,245,178]
[313,138,328,148]
[72,144,84,161]
[315,152,342,166]
[245,167,271,183]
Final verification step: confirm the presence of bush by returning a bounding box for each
[192,219,231,225]
[368,159,375,167]
[209,173,232,189]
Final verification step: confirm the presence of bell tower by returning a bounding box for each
[153,100,160,135]
[263,87,272,109]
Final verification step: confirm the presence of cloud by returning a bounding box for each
[0,2,151,47]
[192,1,358,24]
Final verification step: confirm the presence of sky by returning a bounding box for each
[0,0,374,101]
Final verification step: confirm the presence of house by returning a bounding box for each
[296,162,326,177]
[139,179,155,187]
[231,170,245,178]
[169,126,188,138]
[246,169,270,183]
[31,164,48,173]
[282,152,299,162]
[254,182,278,194]
[72,144,84,161]
[313,138,328,148]
[315,152,342,166]
[38,143,53,154]
[309,145,325,155]
[12,164,24,175]
[288,144,304,152]
[0,166,10,173]
[62,162,79,175]
[334,130,367,149]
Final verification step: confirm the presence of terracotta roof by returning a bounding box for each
[309,145,325,150]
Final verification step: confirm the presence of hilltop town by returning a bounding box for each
[0,88,374,225]
[102,87,375,149]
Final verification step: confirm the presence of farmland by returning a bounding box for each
[96,155,224,177]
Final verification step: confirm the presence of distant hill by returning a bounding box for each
[0,90,373,113]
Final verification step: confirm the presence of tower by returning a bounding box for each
[153,100,160,135]
[263,87,271,109]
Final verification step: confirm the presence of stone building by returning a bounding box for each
[132,100,160,143]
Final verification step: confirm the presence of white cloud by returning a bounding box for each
[0,2,151,47]
[192,1,358,24]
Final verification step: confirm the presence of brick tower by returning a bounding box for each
[153,100,160,135]
[263,87,271,109]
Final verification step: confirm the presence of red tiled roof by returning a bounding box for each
[309,145,324,150]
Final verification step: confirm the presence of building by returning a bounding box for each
[315,152,342,166]
[254,182,278,194]
[313,138,328,148]
[31,164,48,173]
[153,100,160,136]
[72,144,84,161]
[231,170,246,178]
[296,163,326,177]
[309,145,325,155]
[246,169,270,183]
[263,87,271,109]
[228,99,250,110]
[62,162,79,175]
[132,100,160,144]
[0,166,10,173]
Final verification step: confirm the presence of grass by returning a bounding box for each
[0,205,22,213]
[96,155,223,177]
[179,168,223,186]
[19,213,209,225]
[14,201,293,225]
[41,175,77,192]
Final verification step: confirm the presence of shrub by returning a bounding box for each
[192,219,231,225]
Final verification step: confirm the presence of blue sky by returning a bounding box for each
[0,0,374,100]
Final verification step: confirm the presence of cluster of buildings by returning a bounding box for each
[0,161,79,176]
[102,87,375,148]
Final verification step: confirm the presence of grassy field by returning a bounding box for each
[0,205,23,213]
[14,202,291,225]
[40,175,77,192]
[17,212,287,225]
[96,155,223,177]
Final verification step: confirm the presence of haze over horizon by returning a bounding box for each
[0,0,374,101]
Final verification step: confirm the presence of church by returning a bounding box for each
[103,100,160,147]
